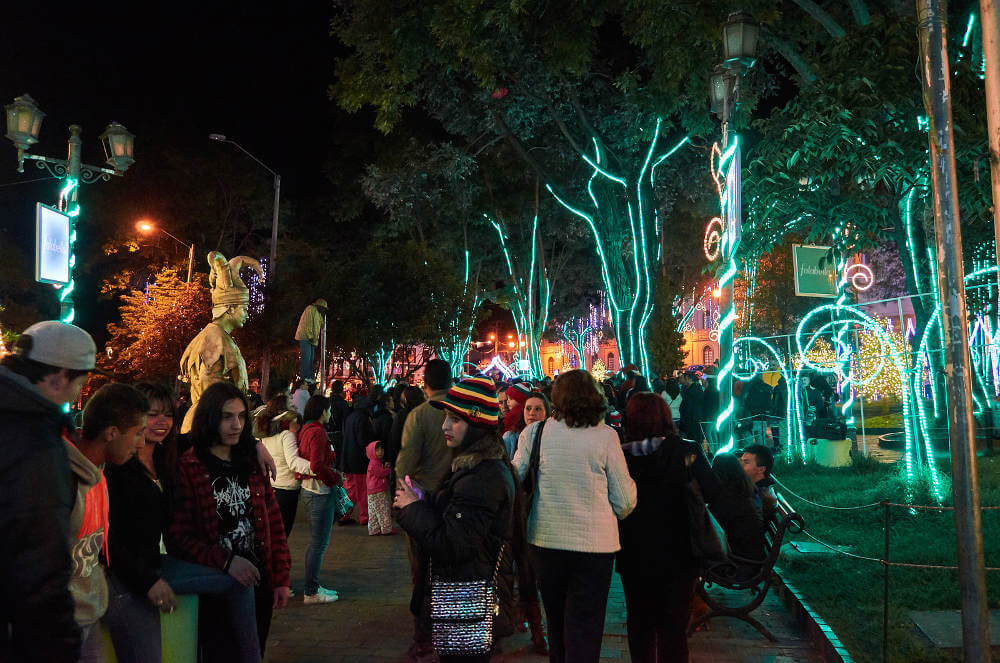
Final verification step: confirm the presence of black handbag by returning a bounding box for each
[429,544,505,655]
[521,420,546,513]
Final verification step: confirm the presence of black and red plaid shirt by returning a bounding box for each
[166,448,290,588]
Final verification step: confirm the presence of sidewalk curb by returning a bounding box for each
[773,566,854,663]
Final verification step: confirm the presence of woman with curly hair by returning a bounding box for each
[511,369,637,663]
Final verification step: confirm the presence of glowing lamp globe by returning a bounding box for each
[709,66,734,117]
[722,11,759,71]
[100,122,135,172]
[5,94,45,153]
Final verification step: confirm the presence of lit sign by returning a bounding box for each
[792,244,838,298]
[35,203,70,285]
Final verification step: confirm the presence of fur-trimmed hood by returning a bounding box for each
[451,433,506,472]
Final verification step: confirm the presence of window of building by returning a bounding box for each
[703,345,715,364]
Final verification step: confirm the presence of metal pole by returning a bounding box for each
[186,243,194,285]
[319,313,327,390]
[882,500,890,663]
[982,0,1000,295]
[260,173,281,392]
[916,2,993,660]
[63,126,82,322]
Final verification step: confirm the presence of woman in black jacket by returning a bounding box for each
[618,392,720,663]
[394,376,515,663]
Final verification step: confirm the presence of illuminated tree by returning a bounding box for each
[101,266,211,383]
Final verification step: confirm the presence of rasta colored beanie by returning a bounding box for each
[430,375,501,427]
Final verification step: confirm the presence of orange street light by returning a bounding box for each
[712,287,722,298]
[508,341,516,348]
[135,220,195,284]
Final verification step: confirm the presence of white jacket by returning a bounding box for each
[513,418,637,553]
[261,430,312,491]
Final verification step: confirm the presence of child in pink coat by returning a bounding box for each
[365,441,394,535]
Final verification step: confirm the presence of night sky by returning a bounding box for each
[1,1,360,332]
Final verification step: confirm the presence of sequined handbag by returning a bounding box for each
[428,544,505,655]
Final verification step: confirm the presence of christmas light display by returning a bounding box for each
[58,177,80,323]
[436,249,480,378]
[704,217,724,261]
[844,262,874,292]
[547,123,690,377]
[591,358,608,382]
[489,215,549,377]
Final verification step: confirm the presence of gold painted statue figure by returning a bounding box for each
[179,251,264,433]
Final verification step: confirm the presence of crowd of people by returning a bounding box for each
[1,319,783,663]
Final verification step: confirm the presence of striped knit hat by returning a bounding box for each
[431,375,501,427]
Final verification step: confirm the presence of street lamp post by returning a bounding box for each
[5,94,135,323]
[709,12,757,454]
[136,220,195,284]
[209,133,281,389]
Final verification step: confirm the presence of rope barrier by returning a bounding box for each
[795,528,1000,571]
[771,475,882,510]
[772,475,1000,512]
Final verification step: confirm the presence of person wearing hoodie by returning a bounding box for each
[618,392,720,663]
[70,383,150,662]
[393,375,516,663]
[366,441,394,535]
[0,322,97,663]
[296,394,344,604]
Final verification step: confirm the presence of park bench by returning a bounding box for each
[688,491,804,641]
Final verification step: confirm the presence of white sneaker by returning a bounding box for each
[303,591,338,605]
[318,586,340,599]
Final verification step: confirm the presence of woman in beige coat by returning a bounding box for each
[512,370,637,663]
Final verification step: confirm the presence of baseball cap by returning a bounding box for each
[17,321,99,371]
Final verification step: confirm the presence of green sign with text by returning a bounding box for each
[792,244,838,298]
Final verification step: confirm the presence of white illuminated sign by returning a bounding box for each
[35,203,70,285]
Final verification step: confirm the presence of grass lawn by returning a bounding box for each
[772,453,1000,662]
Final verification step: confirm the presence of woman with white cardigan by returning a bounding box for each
[512,369,637,663]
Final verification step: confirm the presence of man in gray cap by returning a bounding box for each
[0,320,100,662]
[295,298,328,382]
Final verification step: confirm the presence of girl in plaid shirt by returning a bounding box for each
[166,382,291,658]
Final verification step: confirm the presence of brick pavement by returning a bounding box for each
[266,507,825,663]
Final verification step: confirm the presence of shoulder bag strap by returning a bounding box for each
[528,420,545,483]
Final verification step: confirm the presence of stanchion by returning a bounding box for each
[882,499,890,663]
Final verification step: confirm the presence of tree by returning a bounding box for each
[101,266,211,383]
[330,1,738,375]
[645,277,688,376]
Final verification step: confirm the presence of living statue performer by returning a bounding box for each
[179,251,263,433]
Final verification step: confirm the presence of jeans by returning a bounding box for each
[299,340,316,381]
[103,556,260,663]
[76,624,104,663]
[531,546,614,663]
[302,488,336,595]
[620,571,697,663]
[273,487,300,537]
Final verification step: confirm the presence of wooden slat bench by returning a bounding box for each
[688,491,804,641]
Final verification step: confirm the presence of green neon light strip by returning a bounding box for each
[963,12,975,48]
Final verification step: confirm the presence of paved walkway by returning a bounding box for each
[266,507,825,663]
